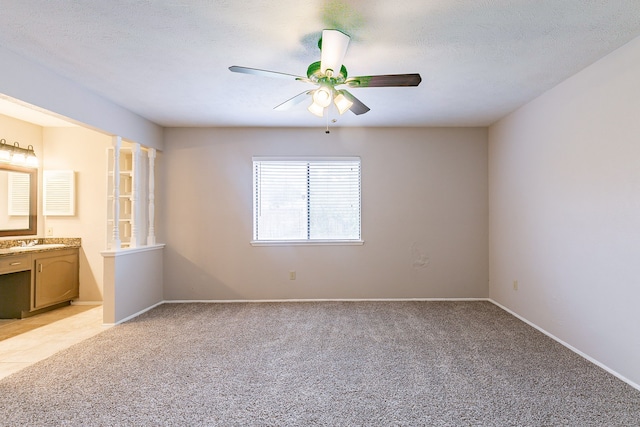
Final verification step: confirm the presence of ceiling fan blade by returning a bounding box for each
[229,66,310,82]
[320,30,350,76]
[341,90,370,115]
[274,91,312,111]
[345,74,422,88]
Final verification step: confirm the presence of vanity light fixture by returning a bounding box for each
[0,139,38,167]
[0,139,10,162]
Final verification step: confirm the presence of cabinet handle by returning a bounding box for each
[9,262,21,266]
[38,264,43,273]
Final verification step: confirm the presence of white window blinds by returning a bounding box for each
[43,170,75,216]
[253,158,361,242]
[8,172,30,216]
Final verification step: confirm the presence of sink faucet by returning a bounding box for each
[27,240,39,247]
[18,240,26,247]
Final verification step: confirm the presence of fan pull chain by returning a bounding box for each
[325,108,330,134]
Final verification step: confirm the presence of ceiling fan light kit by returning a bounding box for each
[312,86,332,108]
[333,91,353,114]
[229,29,421,126]
[307,100,325,117]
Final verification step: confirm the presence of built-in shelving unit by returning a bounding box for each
[107,145,134,248]
[106,137,157,250]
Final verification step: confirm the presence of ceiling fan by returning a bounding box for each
[229,29,422,119]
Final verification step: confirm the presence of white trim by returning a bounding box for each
[165,298,489,304]
[251,240,364,247]
[252,156,361,162]
[103,300,164,326]
[489,299,640,392]
[101,243,165,257]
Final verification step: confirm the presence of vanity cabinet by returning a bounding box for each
[34,249,79,309]
[0,254,30,274]
[0,254,31,318]
[0,246,79,318]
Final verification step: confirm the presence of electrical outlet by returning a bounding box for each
[289,271,296,280]
[513,280,518,291]
[46,227,54,237]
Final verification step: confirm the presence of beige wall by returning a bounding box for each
[103,246,164,324]
[0,114,43,162]
[162,127,488,300]
[42,127,112,302]
[489,35,640,386]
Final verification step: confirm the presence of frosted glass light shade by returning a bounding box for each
[0,141,38,166]
[312,87,332,108]
[308,101,325,117]
[11,152,26,165]
[26,153,38,167]
[334,93,353,114]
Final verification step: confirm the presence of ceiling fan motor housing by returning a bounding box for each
[306,61,348,86]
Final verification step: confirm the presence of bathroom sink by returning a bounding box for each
[9,243,66,251]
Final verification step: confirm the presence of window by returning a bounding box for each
[252,157,361,244]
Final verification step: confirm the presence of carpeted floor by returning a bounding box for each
[0,301,639,426]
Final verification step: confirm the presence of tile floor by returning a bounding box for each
[0,304,109,380]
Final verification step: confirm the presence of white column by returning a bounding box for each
[129,143,140,248]
[147,148,157,246]
[111,136,122,249]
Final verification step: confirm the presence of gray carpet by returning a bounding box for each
[1,301,639,426]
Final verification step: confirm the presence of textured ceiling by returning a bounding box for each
[0,1,639,128]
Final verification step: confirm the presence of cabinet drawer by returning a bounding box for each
[0,255,31,274]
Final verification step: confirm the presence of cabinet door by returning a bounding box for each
[34,253,79,309]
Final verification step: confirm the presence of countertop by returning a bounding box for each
[0,238,81,257]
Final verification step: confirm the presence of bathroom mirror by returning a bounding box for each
[0,164,37,237]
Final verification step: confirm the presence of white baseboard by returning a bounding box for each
[489,299,640,392]
[103,301,164,326]
[165,297,490,304]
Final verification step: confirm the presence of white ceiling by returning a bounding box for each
[0,1,639,128]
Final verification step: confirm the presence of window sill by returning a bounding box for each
[250,240,364,247]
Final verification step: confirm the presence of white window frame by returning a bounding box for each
[251,156,363,246]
